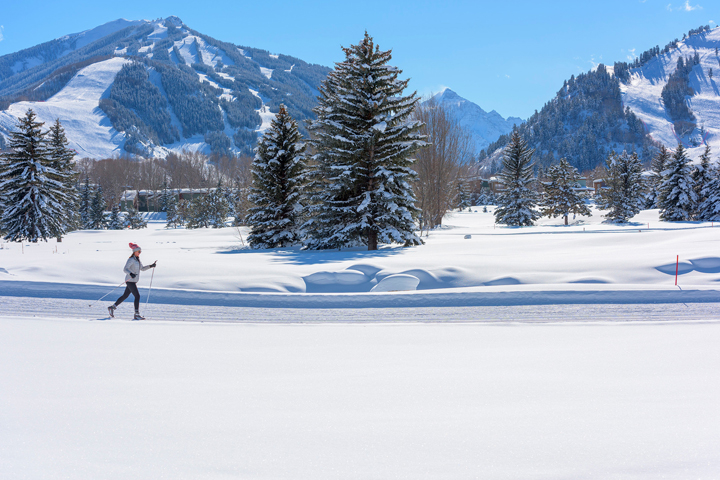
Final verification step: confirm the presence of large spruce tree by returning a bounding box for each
[494,131,540,226]
[658,144,696,221]
[247,105,306,248]
[597,151,645,223]
[0,109,73,242]
[541,158,591,225]
[304,33,426,250]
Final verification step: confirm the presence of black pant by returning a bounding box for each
[115,282,140,311]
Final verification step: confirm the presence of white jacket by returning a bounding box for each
[123,256,152,283]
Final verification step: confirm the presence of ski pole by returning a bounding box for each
[146,267,155,309]
[88,281,125,307]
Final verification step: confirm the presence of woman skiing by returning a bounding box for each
[108,243,156,320]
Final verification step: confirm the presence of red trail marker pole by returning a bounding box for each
[675,255,679,286]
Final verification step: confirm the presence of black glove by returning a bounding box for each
[150,262,157,268]
[130,273,137,278]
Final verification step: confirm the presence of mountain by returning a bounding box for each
[428,88,522,154]
[481,25,720,174]
[619,26,720,159]
[0,17,331,158]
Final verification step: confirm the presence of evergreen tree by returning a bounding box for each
[185,194,210,229]
[645,145,670,209]
[304,33,426,250]
[208,183,231,228]
[0,109,72,242]
[107,200,126,230]
[541,158,592,225]
[658,144,697,221]
[597,151,645,223]
[159,179,171,213]
[247,104,306,248]
[494,131,540,226]
[79,175,93,228]
[455,180,471,211]
[125,204,147,229]
[697,160,720,221]
[90,185,107,229]
[165,191,182,228]
[47,118,79,237]
[691,144,713,218]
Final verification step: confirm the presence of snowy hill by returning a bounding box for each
[481,25,720,173]
[0,17,330,158]
[428,89,522,154]
[620,26,720,160]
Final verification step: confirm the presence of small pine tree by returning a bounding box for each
[126,204,147,229]
[697,161,720,221]
[597,151,645,223]
[207,183,231,228]
[247,105,306,248]
[0,109,72,242]
[541,158,592,225]
[165,191,182,228]
[160,180,171,213]
[185,194,210,229]
[107,200,126,230]
[659,144,697,221]
[645,145,670,209]
[79,175,93,228]
[494,131,540,226]
[456,180,471,210]
[89,185,107,229]
[691,144,713,218]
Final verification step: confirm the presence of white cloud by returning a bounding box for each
[667,3,673,11]
[682,0,702,10]
[0,25,4,42]
[627,48,637,62]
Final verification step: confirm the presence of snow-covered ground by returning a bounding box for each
[1,317,719,479]
[2,206,719,478]
[1,206,718,297]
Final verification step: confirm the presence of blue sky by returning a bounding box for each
[0,0,717,119]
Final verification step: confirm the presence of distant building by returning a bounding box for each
[593,178,606,194]
[120,188,223,212]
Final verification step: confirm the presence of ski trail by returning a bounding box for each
[2,296,719,323]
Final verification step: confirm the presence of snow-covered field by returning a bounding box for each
[2,207,720,478]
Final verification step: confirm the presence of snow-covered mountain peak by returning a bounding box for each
[428,89,522,154]
[0,17,331,158]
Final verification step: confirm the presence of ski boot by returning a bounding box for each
[108,305,116,318]
[133,311,145,320]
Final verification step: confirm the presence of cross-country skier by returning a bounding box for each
[108,243,156,320]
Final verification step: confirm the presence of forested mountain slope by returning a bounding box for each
[481,25,720,173]
[0,17,330,158]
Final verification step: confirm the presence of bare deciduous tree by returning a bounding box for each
[412,97,474,234]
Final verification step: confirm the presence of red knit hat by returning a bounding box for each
[129,242,141,253]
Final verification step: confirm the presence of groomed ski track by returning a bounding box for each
[2,280,719,323]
